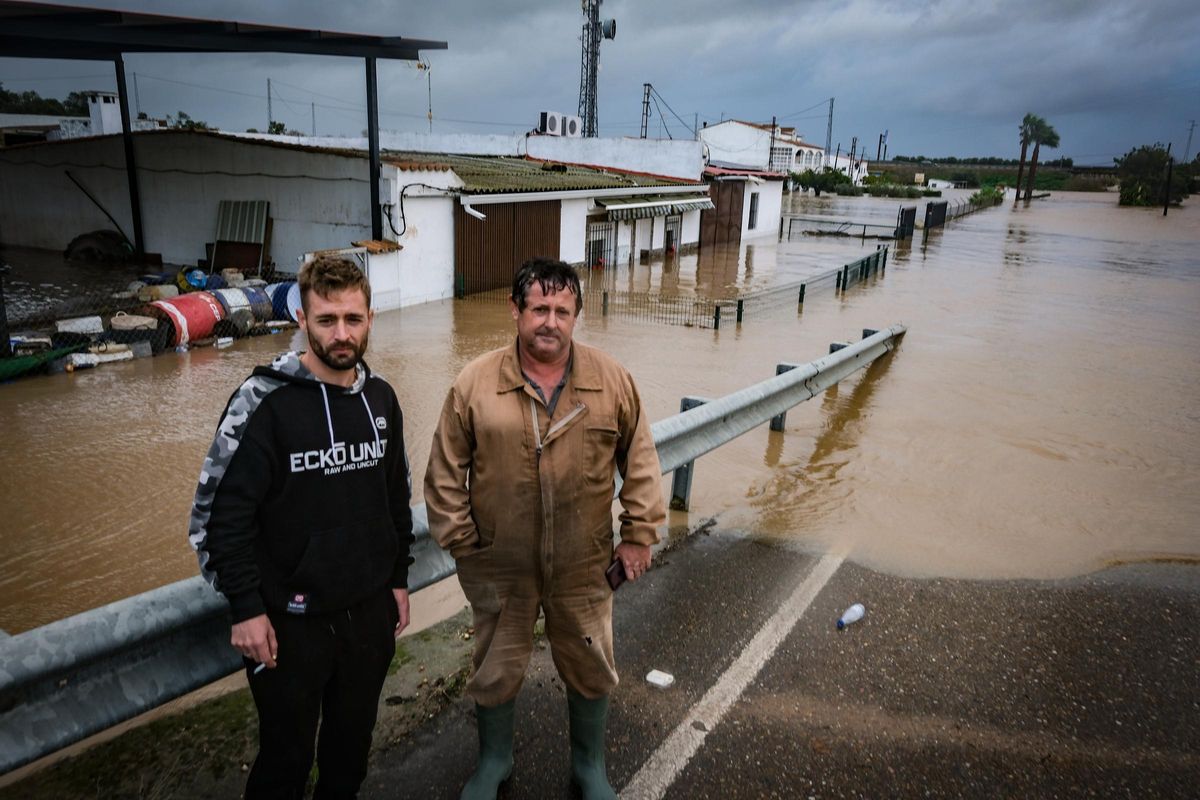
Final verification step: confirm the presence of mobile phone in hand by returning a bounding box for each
[605,559,627,591]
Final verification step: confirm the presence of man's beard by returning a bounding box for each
[308,329,368,372]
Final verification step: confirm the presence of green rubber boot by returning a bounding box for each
[460,699,515,800]
[567,689,617,800]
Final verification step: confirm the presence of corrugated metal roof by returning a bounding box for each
[384,152,696,193]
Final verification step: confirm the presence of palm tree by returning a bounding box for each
[1013,113,1038,204]
[1024,118,1060,201]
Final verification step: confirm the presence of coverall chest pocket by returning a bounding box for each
[583,416,620,487]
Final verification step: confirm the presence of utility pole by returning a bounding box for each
[133,73,140,117]
[768,115,776,171]
[419,61,432,133]
[693,112,698,140]
[825,97,834,167]
[640,83,651,139]
[311,102,316,136]
[1163,141,1173,217]
[1184,120,1196,163]
[577,0,616,138]
[876,132,883,161]
[267,78,272,130]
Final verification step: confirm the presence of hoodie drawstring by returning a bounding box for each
[360,394,381,450]
[319,384,337,449]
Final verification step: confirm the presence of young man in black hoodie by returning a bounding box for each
[188,256,414,799]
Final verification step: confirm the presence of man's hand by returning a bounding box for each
[393,588,411,638]
[614,541,652,582]
[231,614,277,669]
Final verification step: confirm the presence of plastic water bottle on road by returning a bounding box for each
[836,603,865,630]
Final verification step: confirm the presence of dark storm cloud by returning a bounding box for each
[2,0,1197,163]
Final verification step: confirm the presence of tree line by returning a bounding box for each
[891,154,1075,168]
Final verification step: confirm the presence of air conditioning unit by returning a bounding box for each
[538,111,564,136]
[563,115,582,137]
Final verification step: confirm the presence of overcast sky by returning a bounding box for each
[3,0,1199,165]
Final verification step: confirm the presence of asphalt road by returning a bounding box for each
[362,528,1199,799]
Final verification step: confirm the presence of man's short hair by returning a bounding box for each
[298,256,371,312]
[511,257,582,314]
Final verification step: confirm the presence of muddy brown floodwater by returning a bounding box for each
[2,189,1198,634]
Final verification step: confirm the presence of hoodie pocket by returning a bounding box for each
[285,515,397,610]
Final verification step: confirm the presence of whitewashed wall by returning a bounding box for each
[560,198,589,264]
[683,208,701,244]
[238,130,703,181]
[742,180,784,240]
[0,131,378,269]
[699,122,770,169]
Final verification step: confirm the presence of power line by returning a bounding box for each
[648,86,694,137]
[779,99,829,120]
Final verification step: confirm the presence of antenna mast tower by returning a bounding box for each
[577,0,616,138]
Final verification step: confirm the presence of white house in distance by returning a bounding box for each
[0,91,163,146]
[699,119,868,184]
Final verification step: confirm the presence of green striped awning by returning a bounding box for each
[599,193,714,221]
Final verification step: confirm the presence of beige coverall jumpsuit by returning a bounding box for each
[425,341,665,706]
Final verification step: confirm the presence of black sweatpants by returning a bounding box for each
[244,589,398,800]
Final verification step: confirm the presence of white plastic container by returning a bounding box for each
[55,315,104,335]
[836,603,865,630]
[646,669,675,689]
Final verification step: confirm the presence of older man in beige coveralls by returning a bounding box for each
[425,257,665,800]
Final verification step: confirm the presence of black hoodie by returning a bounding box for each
[188,351,414,623]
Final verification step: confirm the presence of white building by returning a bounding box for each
[701,164,785,246]
[0,91,163,145]
[0,129,713,310]
[699,119,867,184]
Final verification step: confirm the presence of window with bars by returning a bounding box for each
[748,193,759,230]
[664,214,682,254]
[586,220,616,269]
[769,146,793,171]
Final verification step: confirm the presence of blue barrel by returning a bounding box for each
[285,283,303,323]
[241,287,274,321]
[266,281,297,321]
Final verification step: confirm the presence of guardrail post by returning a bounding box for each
[881,245,888,271]
[736,299,744,324]
[769,364,799,431]
[670,395,710,510]
[797,283,806,307]
[0,266,11,359]
[602,290,609,316]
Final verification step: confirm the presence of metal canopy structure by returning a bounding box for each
[1,1,447,250]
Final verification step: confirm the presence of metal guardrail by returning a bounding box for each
[0,323,906,774]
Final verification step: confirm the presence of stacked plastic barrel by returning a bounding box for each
[143,281,301,347]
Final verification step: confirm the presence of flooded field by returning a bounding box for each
[2,188,1198,634]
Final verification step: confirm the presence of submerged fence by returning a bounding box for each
[576,244,890,332]
[0,323,907,774]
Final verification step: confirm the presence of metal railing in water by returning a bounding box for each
[582,244,889,332]
[0,323,906,774]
